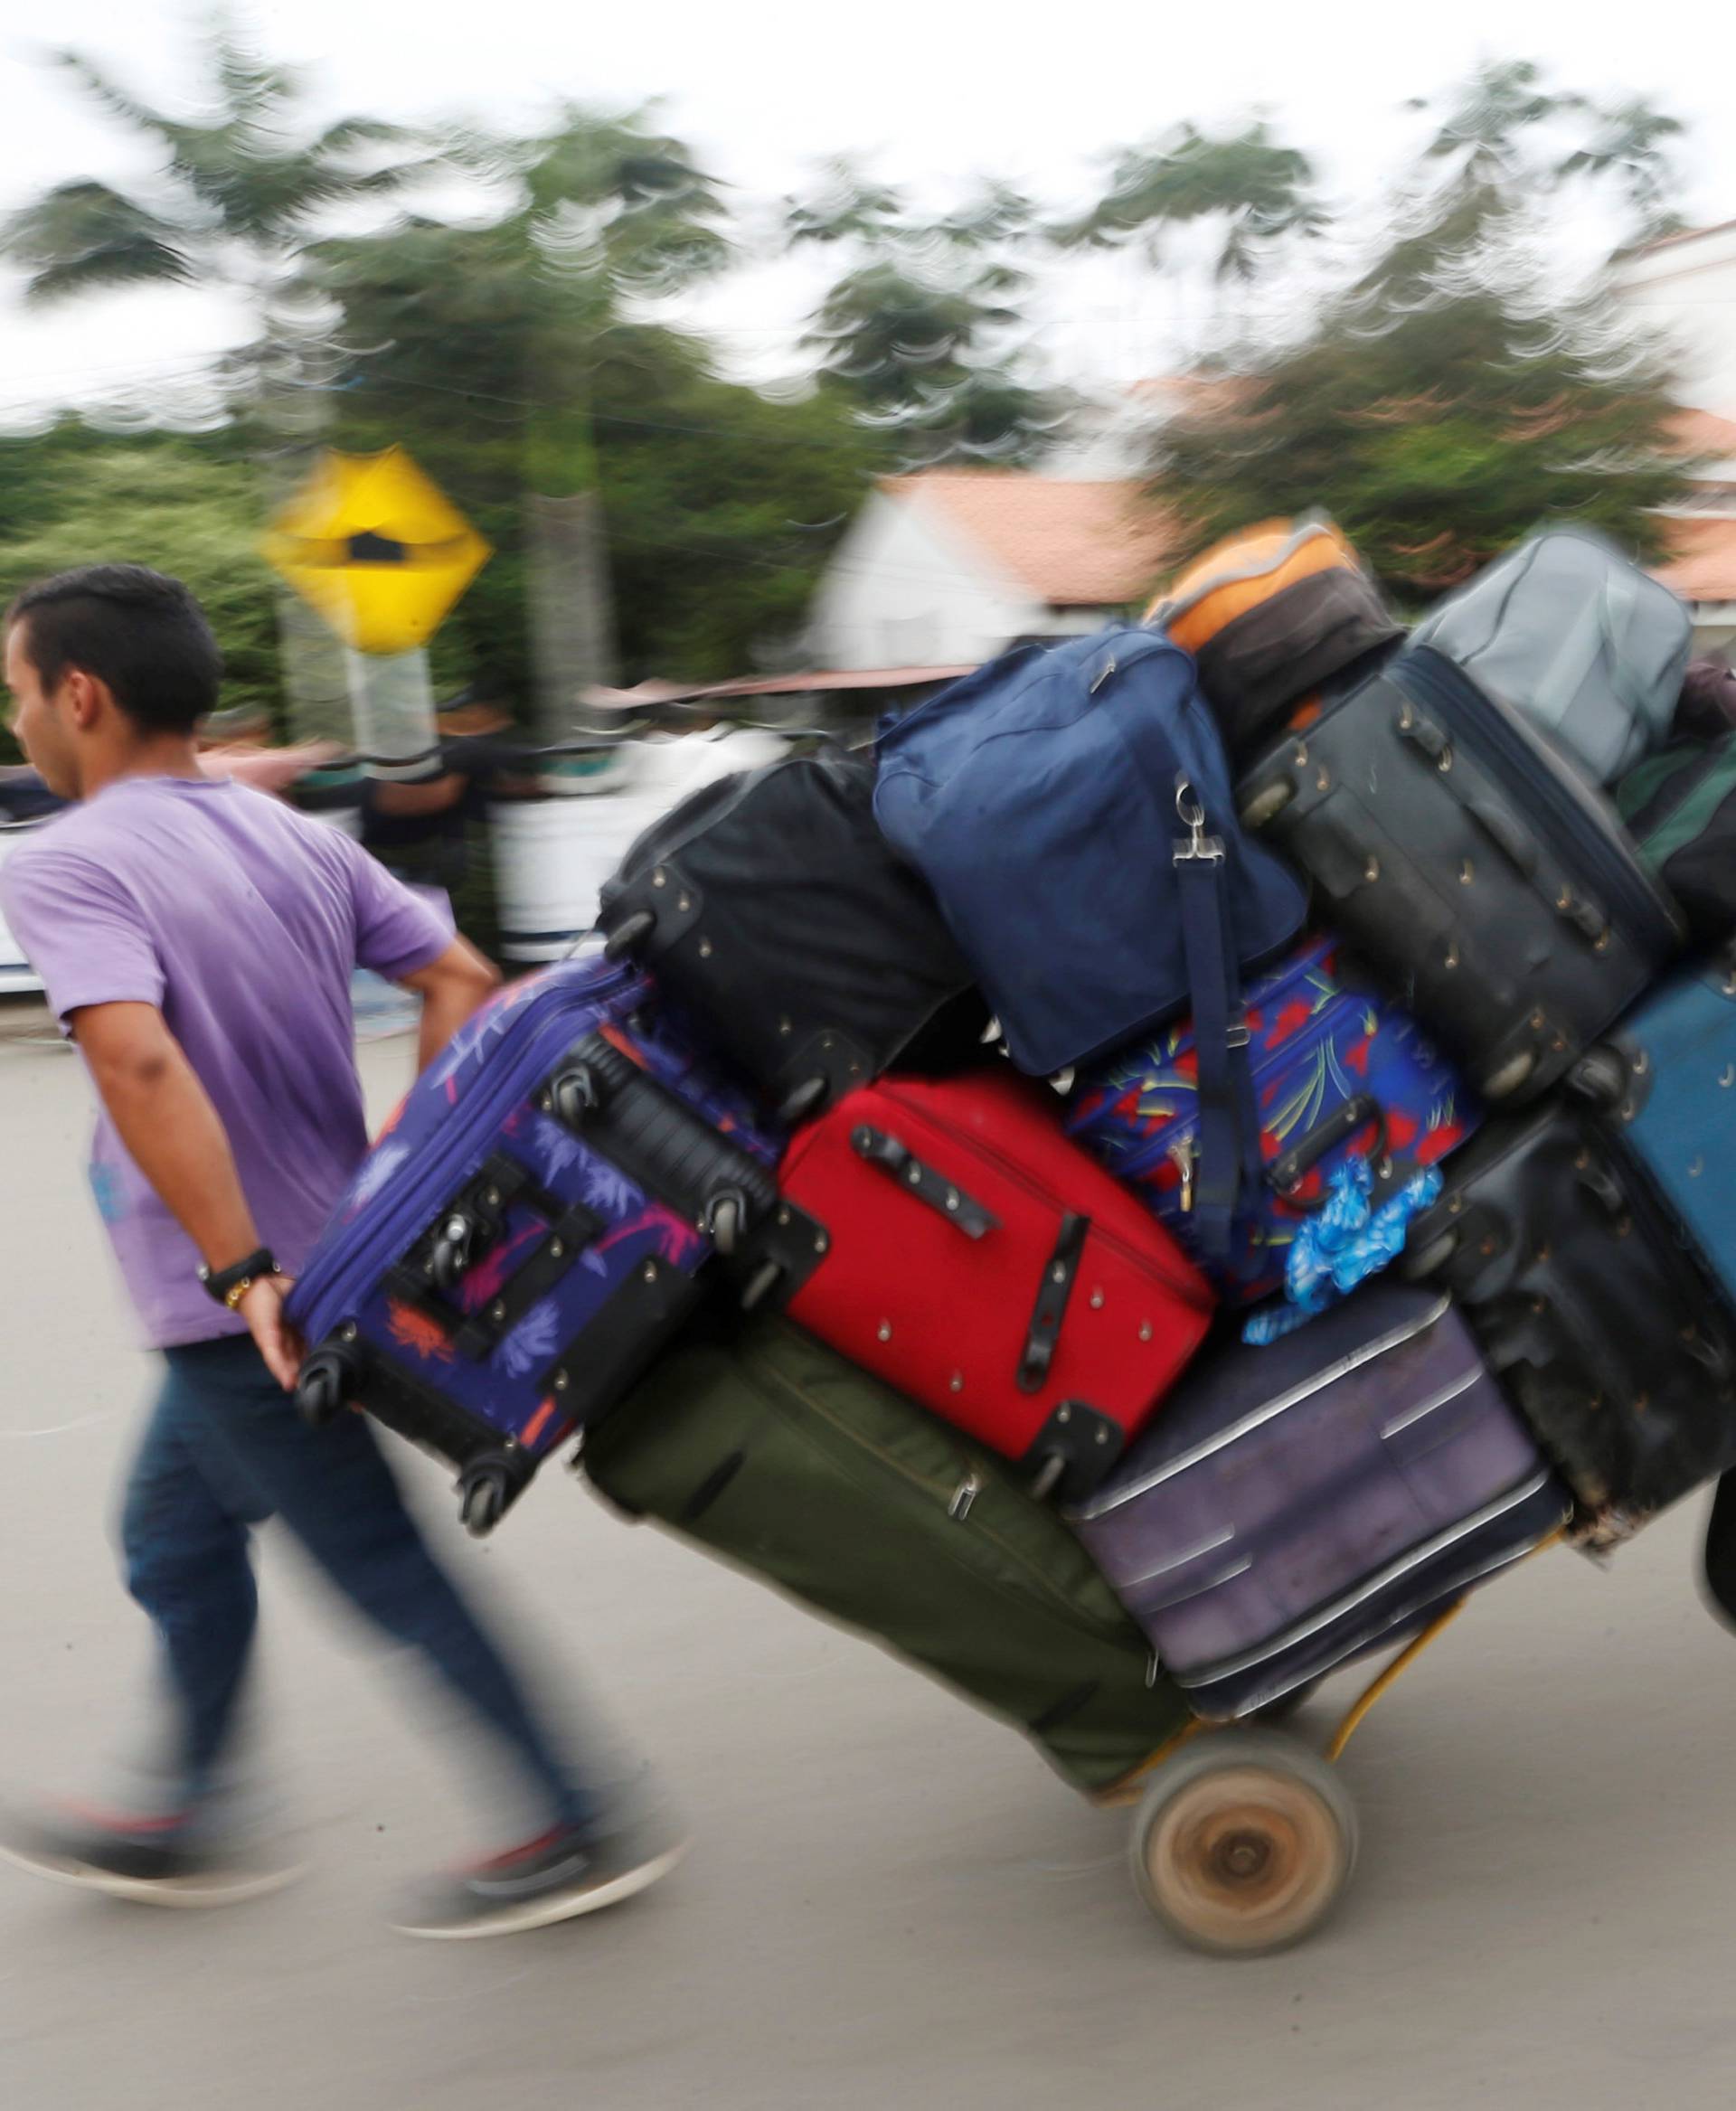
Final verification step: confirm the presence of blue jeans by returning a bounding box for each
[119,1334,593,1835]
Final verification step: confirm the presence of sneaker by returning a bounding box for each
[0,1802,305,1908]
[392,1819,690,1940]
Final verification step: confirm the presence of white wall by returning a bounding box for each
[1615,224,1736,418]
[807,490,1049,671]
[0,825,45,993]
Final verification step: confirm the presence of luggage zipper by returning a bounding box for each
[1395,650,1678,948]
[294,973,645,1326]
[760,1354,1136,1642]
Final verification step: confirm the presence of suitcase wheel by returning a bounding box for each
[1128,1731,1358,1956]
[777,1076,829,1126]
[1567,1044,1627,1110]
[552,1064,600,1127]
[458,1463,513,1540]
[1478,1049,1536,1101]
[295,1343,361,1430]
[1401,1227,1458,1280]
[703,1190,745,1258]
[740,1258,784,1311]
[1239,778,1296,831]
[602,910,656,962]
[429,1213,476,1292]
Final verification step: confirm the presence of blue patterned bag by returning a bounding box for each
[288,958,791,1534]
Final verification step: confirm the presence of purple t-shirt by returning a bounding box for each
[0,775,451,1348]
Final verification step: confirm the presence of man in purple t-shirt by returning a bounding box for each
[0,566,683,1937]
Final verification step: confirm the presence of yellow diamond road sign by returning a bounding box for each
[262,447,491,656]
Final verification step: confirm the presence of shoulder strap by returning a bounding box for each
[1173,783,1263,1260]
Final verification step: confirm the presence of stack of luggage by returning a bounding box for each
[287,510,1736,1791]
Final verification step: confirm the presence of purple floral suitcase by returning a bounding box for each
[1065,936,1479,1304]
[288,957,798,1535]
[1067,1282,1570,1718]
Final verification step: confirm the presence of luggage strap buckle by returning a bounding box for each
[1171,778,1225,865]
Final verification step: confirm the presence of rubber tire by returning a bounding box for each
[778,1076,829,1126]
[1129,1731,1359,1956]
[707,1192,743,1258]
[740,1260,782,1312]
[1479,1049,1536,1101]
[552,1065,599,1128]
[1401,1228,1459,1280]
[1239,778,1296,831]
[295,1348,355,1431]
[429,1227,469,1292]
[458,1469,509,1540]
[1568,1044,1627,1109]
[602,910,655,961]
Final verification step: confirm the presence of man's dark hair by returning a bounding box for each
[6,564,223,733]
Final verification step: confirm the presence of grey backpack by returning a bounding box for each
[1410,528,1691,784]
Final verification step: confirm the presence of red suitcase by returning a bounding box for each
[769,1071,1215,1500]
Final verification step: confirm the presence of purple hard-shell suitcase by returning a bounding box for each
[1065,935,1478,1304]
[1067,1282,1569,1717]
[288,957,797,1535]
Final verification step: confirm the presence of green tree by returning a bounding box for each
[0,433,283,739]
[788,161,1061,466]
[1152,63,1695,598]
[0,19,432,740]
[0,24,420,391]
[316,104,733,727]
[588,328,889,679]
[1053,120,1326,282]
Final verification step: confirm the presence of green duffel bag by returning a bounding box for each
[580,1315,1192,1795]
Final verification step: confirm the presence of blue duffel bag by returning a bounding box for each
[873,627,1307,1257]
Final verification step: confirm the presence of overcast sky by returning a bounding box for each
[1,0,1731,427]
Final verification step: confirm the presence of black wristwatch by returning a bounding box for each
[199,1247,279,1311]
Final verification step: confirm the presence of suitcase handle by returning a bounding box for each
[1267,1093,1386,1202]
[1017,1211,1090,1393]
[1397,710,1613,943]
[848,1125,999,1239]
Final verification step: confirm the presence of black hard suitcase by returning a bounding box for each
[1239,646,1683,1103]
[598,745,986,1119]
[1401,1102,1736,1535]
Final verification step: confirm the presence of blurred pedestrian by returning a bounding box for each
[0,565,684,1937]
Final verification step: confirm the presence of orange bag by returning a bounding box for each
[1146,517,1401,758]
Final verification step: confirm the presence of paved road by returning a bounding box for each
[3,1008,1736,2110]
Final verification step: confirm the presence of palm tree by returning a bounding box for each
[1053,121,1326,283]
[788,162,1061,466]
[314,104,733,732]
[0,20,430,737]
[1,26,422,382]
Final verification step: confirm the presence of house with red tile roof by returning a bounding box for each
[1654,406,1736,653]
[807,468,1175,672]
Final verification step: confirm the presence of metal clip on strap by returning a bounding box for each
[1018,1212,1090,1393]
[849,1126,998,1240]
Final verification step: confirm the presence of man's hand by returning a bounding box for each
[234,1275,303,1392]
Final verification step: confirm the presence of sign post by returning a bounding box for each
[262,447,493,774]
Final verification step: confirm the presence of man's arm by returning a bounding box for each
[71,1002,301,1388]
[395,936,501,1074]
